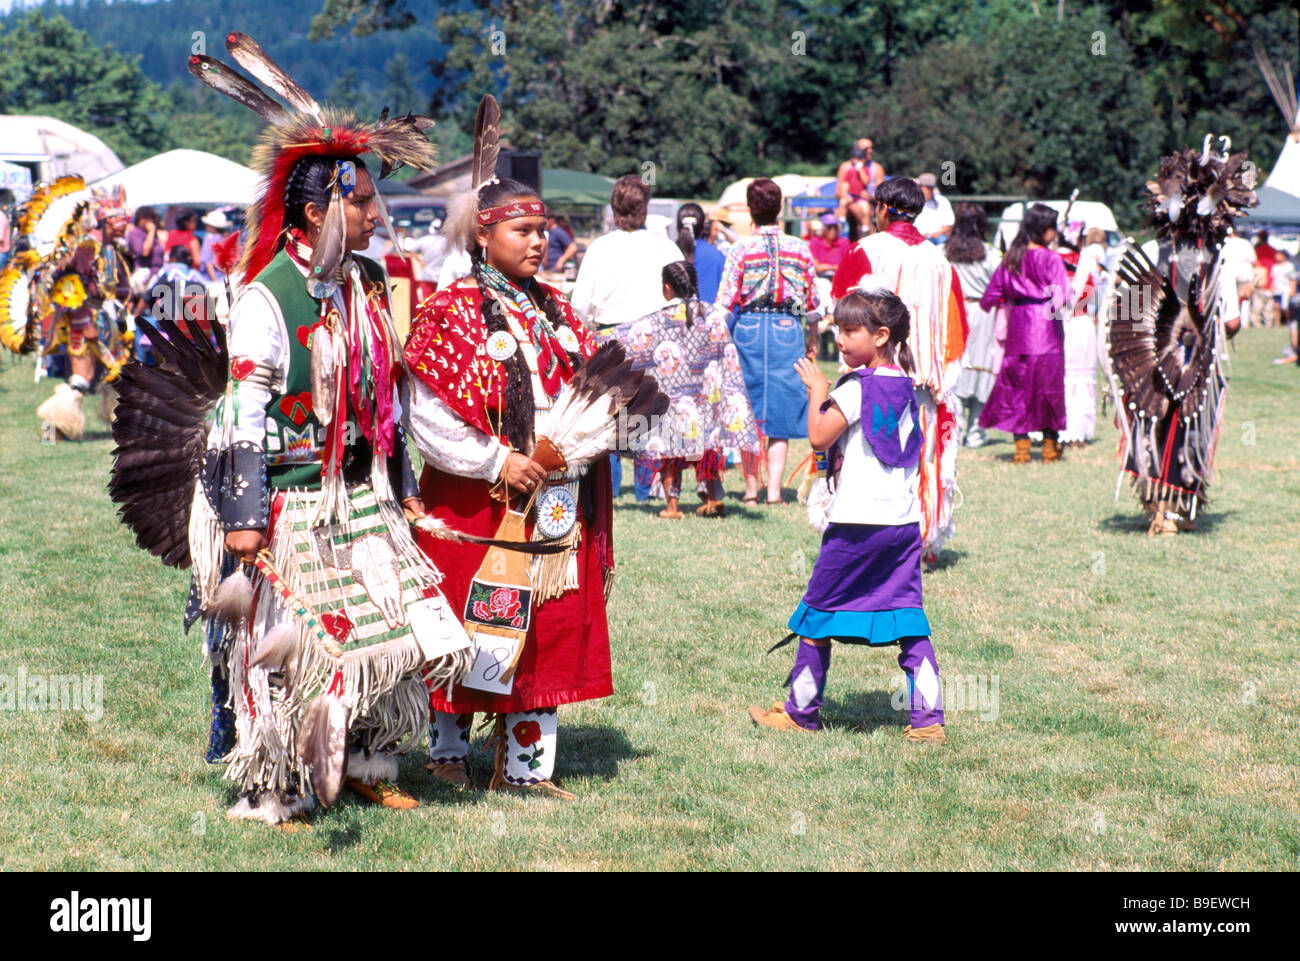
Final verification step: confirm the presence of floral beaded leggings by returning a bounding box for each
[429,708,558,784]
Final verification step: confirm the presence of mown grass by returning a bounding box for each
[0,330,1297,870]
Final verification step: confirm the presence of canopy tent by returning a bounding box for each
[91,149,260,210]
[543,168,615,208]
[1244,127,1300,228]
[0,115,123,182]
[0,160,34,203]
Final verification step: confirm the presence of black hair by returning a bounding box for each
[945,202,990,264]
[134,206,159,228]
[876,177,924,223]
[167,245,193,267]
[1005,202,1058,274]
[471,177,584,453]
[662,260,706,329]
[283,154,367,233]
[834,289,915,375]
[675,202,706,261]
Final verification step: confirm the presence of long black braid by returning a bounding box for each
[662,260,706,329]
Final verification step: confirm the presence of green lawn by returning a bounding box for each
[1,331,1297,870]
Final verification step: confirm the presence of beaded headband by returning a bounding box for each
[478,200,546,225]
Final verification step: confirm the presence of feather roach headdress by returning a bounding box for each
[189,31,437,285]
[1143,138,1258,249]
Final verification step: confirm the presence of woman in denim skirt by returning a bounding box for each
[710,178,821,504]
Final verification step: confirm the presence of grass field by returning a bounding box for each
[1,330,1298,871]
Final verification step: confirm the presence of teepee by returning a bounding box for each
[1246,43,1300,225]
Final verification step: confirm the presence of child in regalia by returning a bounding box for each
[748,289,946,742]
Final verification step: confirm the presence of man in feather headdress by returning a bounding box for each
[1106,142,1257,534]
[18,182,133,439]
[109,32,472,826]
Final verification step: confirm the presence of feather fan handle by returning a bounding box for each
[472,95,501,189]
[225,31,323,121]
[187,55,292,126]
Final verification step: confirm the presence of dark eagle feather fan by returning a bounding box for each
[1108,246,1219,425]
[109,315,228,568]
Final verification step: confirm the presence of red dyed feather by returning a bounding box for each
[212,231,242,276]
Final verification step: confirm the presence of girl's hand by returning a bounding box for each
[794,357,829,394]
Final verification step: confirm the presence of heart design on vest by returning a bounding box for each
[296,322,324,351]
[279,392,313,426]
[230,358,257,382]
[321,611,353,642]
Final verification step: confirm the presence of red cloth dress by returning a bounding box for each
[404,279,614,714]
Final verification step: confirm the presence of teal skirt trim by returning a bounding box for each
[787,602,930,647]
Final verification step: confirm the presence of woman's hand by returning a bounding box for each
[224,529,266,562]
[501,451,548,493]
[794,357,829,395]
[401,496,426,522]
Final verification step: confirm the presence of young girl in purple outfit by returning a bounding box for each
[748,289,945,742]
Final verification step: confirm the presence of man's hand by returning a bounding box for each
[225,529,266,562]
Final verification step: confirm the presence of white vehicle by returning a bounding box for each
[992,199,1123,252]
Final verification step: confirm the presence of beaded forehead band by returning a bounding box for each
[477,200,546,225]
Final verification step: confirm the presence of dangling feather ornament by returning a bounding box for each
[298,692,348,806]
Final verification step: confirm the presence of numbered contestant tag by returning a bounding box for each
[461,639,521,696]
[407,595,473,661]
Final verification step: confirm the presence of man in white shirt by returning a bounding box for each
[913,173,954,244]
[570,174,683,331]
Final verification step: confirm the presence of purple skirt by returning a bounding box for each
[980,352,1066,435]
[789,522,929,646]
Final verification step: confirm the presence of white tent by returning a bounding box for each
[92,149,260,210]
[0,115,123,182]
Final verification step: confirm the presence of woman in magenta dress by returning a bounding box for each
[978,203,1072,464]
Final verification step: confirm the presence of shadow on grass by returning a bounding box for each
[558,724,649,780]
[822,688,905,734]
[615,496,768,521]
[925,547,968,572]
[1097,509,1236,535]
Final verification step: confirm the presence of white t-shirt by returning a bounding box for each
[570,227,684,329]
[827,368,921,526]
[913,192,955,238]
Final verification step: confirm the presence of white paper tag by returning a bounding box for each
[460,634,521,695]
[407,596,472,662]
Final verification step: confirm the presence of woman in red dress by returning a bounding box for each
[403,177,614,800]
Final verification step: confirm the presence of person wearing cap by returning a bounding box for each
[809,213,850,276]
[913,173,955,244]
[707,206,737,257]
[198,207,234,280]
